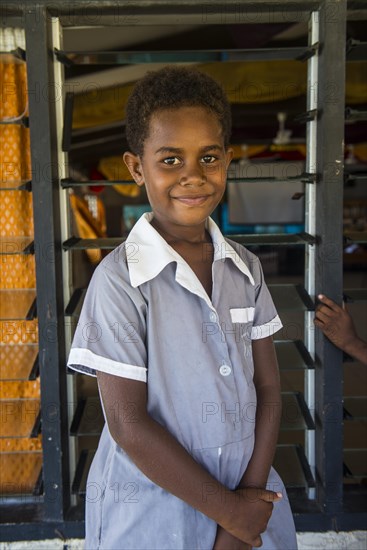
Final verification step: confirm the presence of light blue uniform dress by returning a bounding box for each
[68,213,298,550]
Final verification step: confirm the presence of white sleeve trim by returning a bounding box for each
[251,315,283,340]
[67,348,147,382]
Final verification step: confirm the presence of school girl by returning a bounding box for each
[68,66,298,550]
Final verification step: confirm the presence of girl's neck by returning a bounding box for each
[151,217,211,245]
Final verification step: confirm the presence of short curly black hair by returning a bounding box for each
[125,66,232,157]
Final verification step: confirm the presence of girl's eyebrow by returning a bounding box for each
[155,145,223,155]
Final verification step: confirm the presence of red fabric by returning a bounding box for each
[88,167,105,193]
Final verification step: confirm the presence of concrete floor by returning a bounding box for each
[1,532,367,549]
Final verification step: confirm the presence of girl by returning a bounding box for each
[68,67,298,550]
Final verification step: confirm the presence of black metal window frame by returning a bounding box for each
[0,0,366,540]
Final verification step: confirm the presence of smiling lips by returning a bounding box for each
[173,195,211,206]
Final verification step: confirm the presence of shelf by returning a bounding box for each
[346,39,367,61]
[63,233,317,251]
[344,288,367,303]
[0,289,37,320]
[60,178,133,188]
[343,449,367,480]
[344,231,367,244]
[228,174,317,185]
[0,180,31,191]
[0,399,40,438]
[0,237,34,255]
[55,45,317,66]
[0,117,29,128]
[0,344,39,381]
[230,233,316,246]
[65,288,86,317]
[73,444,316,496]
[294,109,318,124]
[268,284,315,311]
[72,449,95,496]
[0,452,43,496]
[274,340,314,370]
[69,393,314,436]
[345,107,367,122]
[344,397,367,421]
[70,397,104,436]
[0,48,26,64]
[61,174,316,189]
[280,392,315,431]
[345,173,367,185]
[63,237,124,251]
[274,444,315,490]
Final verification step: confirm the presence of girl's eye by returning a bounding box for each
[163,157,180,165]
[201,155,217,164]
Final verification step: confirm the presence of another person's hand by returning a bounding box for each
[314,294,357,351]
[314,294,367,364]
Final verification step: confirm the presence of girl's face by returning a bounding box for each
[124,106,233,237]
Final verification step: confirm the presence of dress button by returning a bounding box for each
[209,312,217,322]
[219,364,232,376]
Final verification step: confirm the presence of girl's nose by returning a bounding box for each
[179,162,206,186]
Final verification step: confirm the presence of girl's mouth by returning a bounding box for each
[173,195,210,206]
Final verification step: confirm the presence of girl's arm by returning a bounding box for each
[97,371,280,547]
[238,335,282,489]
[213,336,282,548]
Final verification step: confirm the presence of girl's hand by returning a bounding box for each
[224,487,281,547]
[213,526,251,550]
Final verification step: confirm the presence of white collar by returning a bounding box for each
[126,212,255,293]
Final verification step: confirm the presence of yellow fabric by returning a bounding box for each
[98,155,140,197]
[0,436,42,452]
[69,193,107,264]
[346,62,367,104]
[0,60,40,455]
[270,144,307,156]
[0,380,40,399]
[0,451,43,491]
[73,82,134,129]
[72,61,367,130]
[353,143,367,162]
[231,144,265,159]
[0,61,28,120]
[200,61,306,103]
[229,144,307,159]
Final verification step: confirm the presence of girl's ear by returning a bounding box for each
[123,151,145,186]
[225,147,234,168]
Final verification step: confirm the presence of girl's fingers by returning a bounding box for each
[252,535,263,547]
[258,489,283,502]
